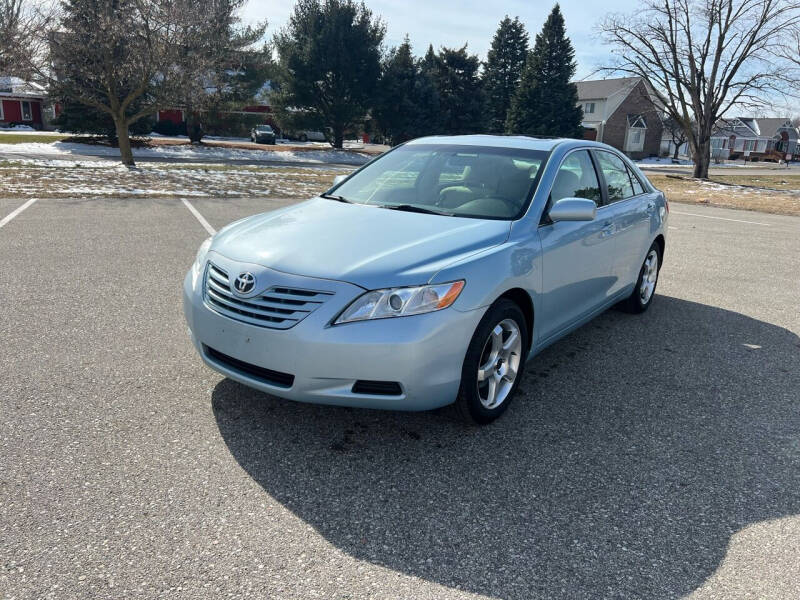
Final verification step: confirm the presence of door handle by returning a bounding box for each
[601,221,614,237]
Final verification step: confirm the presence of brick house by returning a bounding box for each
[575,77,664,159]
[0,76,46,129]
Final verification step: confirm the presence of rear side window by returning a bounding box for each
[549,150,602,205]
[595,151,634,202]
[628,165,646,195]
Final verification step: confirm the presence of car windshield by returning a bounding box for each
[256,125,273,132]
[329,144,549,220]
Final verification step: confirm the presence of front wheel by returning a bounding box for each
[620,242,661,313]
[455,299,529,424]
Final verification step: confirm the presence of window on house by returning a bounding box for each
[21,101,32,121]
[0,101,4,121]
[625,115,647,152]
[743,139,756,152]
[584,102,595,114]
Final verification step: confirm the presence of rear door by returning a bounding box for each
[538,149,615,341]
[592,150,655,295]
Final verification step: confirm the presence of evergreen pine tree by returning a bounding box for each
[505,4,583,138]
[483,16,528,133]
[53,99,154,142]
[272,0,385,148]
[431,45,486,135]
[421,44,438,76]
[374,37,439,143]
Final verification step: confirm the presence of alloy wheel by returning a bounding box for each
[639,249,659,304]
[477,318,522,409]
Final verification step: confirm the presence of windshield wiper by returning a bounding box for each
[321,193,353,203]
[378,204,452,216]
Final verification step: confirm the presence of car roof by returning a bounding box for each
[406,134,567,151]
[405,134,619,154]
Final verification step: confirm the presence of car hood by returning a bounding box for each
[211,197,511,289]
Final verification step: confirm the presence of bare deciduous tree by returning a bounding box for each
[0,0,54,77]
[43,0,259,166]
[600,0,800,178]
[662,114,689,160]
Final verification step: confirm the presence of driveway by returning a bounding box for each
[1,197,798,599]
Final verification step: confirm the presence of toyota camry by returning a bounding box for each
[183,135,668,423]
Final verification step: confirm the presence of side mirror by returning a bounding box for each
[332,174,347,186]
[548,198,597,222]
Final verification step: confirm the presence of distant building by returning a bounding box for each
[574,76,663,159]
[710,118,799,161]
[156,80,276,130]
[0,76,46,129]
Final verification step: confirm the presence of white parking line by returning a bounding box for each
[181,198,216,235]
[671,210,771,226]
[0,198,38,230]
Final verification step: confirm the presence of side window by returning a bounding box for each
[628,166,645,195]
[549,150,602,207]
[596,151,634,202]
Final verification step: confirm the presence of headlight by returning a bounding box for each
[334,281,465,325]
[191,237,212,281]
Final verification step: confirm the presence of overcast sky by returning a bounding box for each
[243,0,634,80]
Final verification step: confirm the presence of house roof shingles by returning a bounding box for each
[0,76,46,98]
[574,77,640,100]
[714,117,795,139]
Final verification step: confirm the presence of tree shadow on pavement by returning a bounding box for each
[211,295,800,599]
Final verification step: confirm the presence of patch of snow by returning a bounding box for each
[636,157,694,166]
[202,135,250,143]
[0,140,371,165]
[0,125,37,131]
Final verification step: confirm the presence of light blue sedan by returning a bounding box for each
[183,135,668,423]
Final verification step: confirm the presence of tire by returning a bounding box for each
[619,242,661,313]
[454,298,529,424]
[299,133,308,142]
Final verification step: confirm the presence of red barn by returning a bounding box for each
[0,77,46,129]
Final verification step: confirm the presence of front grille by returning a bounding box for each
[204,346,295,388]
[204,263,333,329]
[351,380,403,396]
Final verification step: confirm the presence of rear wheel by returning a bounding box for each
[454,299,529,424]
[620,242,660,313]
[299,133,308,142]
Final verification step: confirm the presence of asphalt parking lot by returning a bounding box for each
[2,194,799,599]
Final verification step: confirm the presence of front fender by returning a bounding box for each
[431,234,543,318]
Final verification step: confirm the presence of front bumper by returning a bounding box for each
[183,259,485,411]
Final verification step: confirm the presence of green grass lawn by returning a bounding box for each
[0,133,70,144]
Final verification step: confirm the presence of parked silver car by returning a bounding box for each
[184,135,668,423]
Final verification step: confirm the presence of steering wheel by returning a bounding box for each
[486,196,522,214]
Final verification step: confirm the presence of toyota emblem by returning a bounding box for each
[234,272,256,294]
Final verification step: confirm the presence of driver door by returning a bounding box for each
[538,149,616,341]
